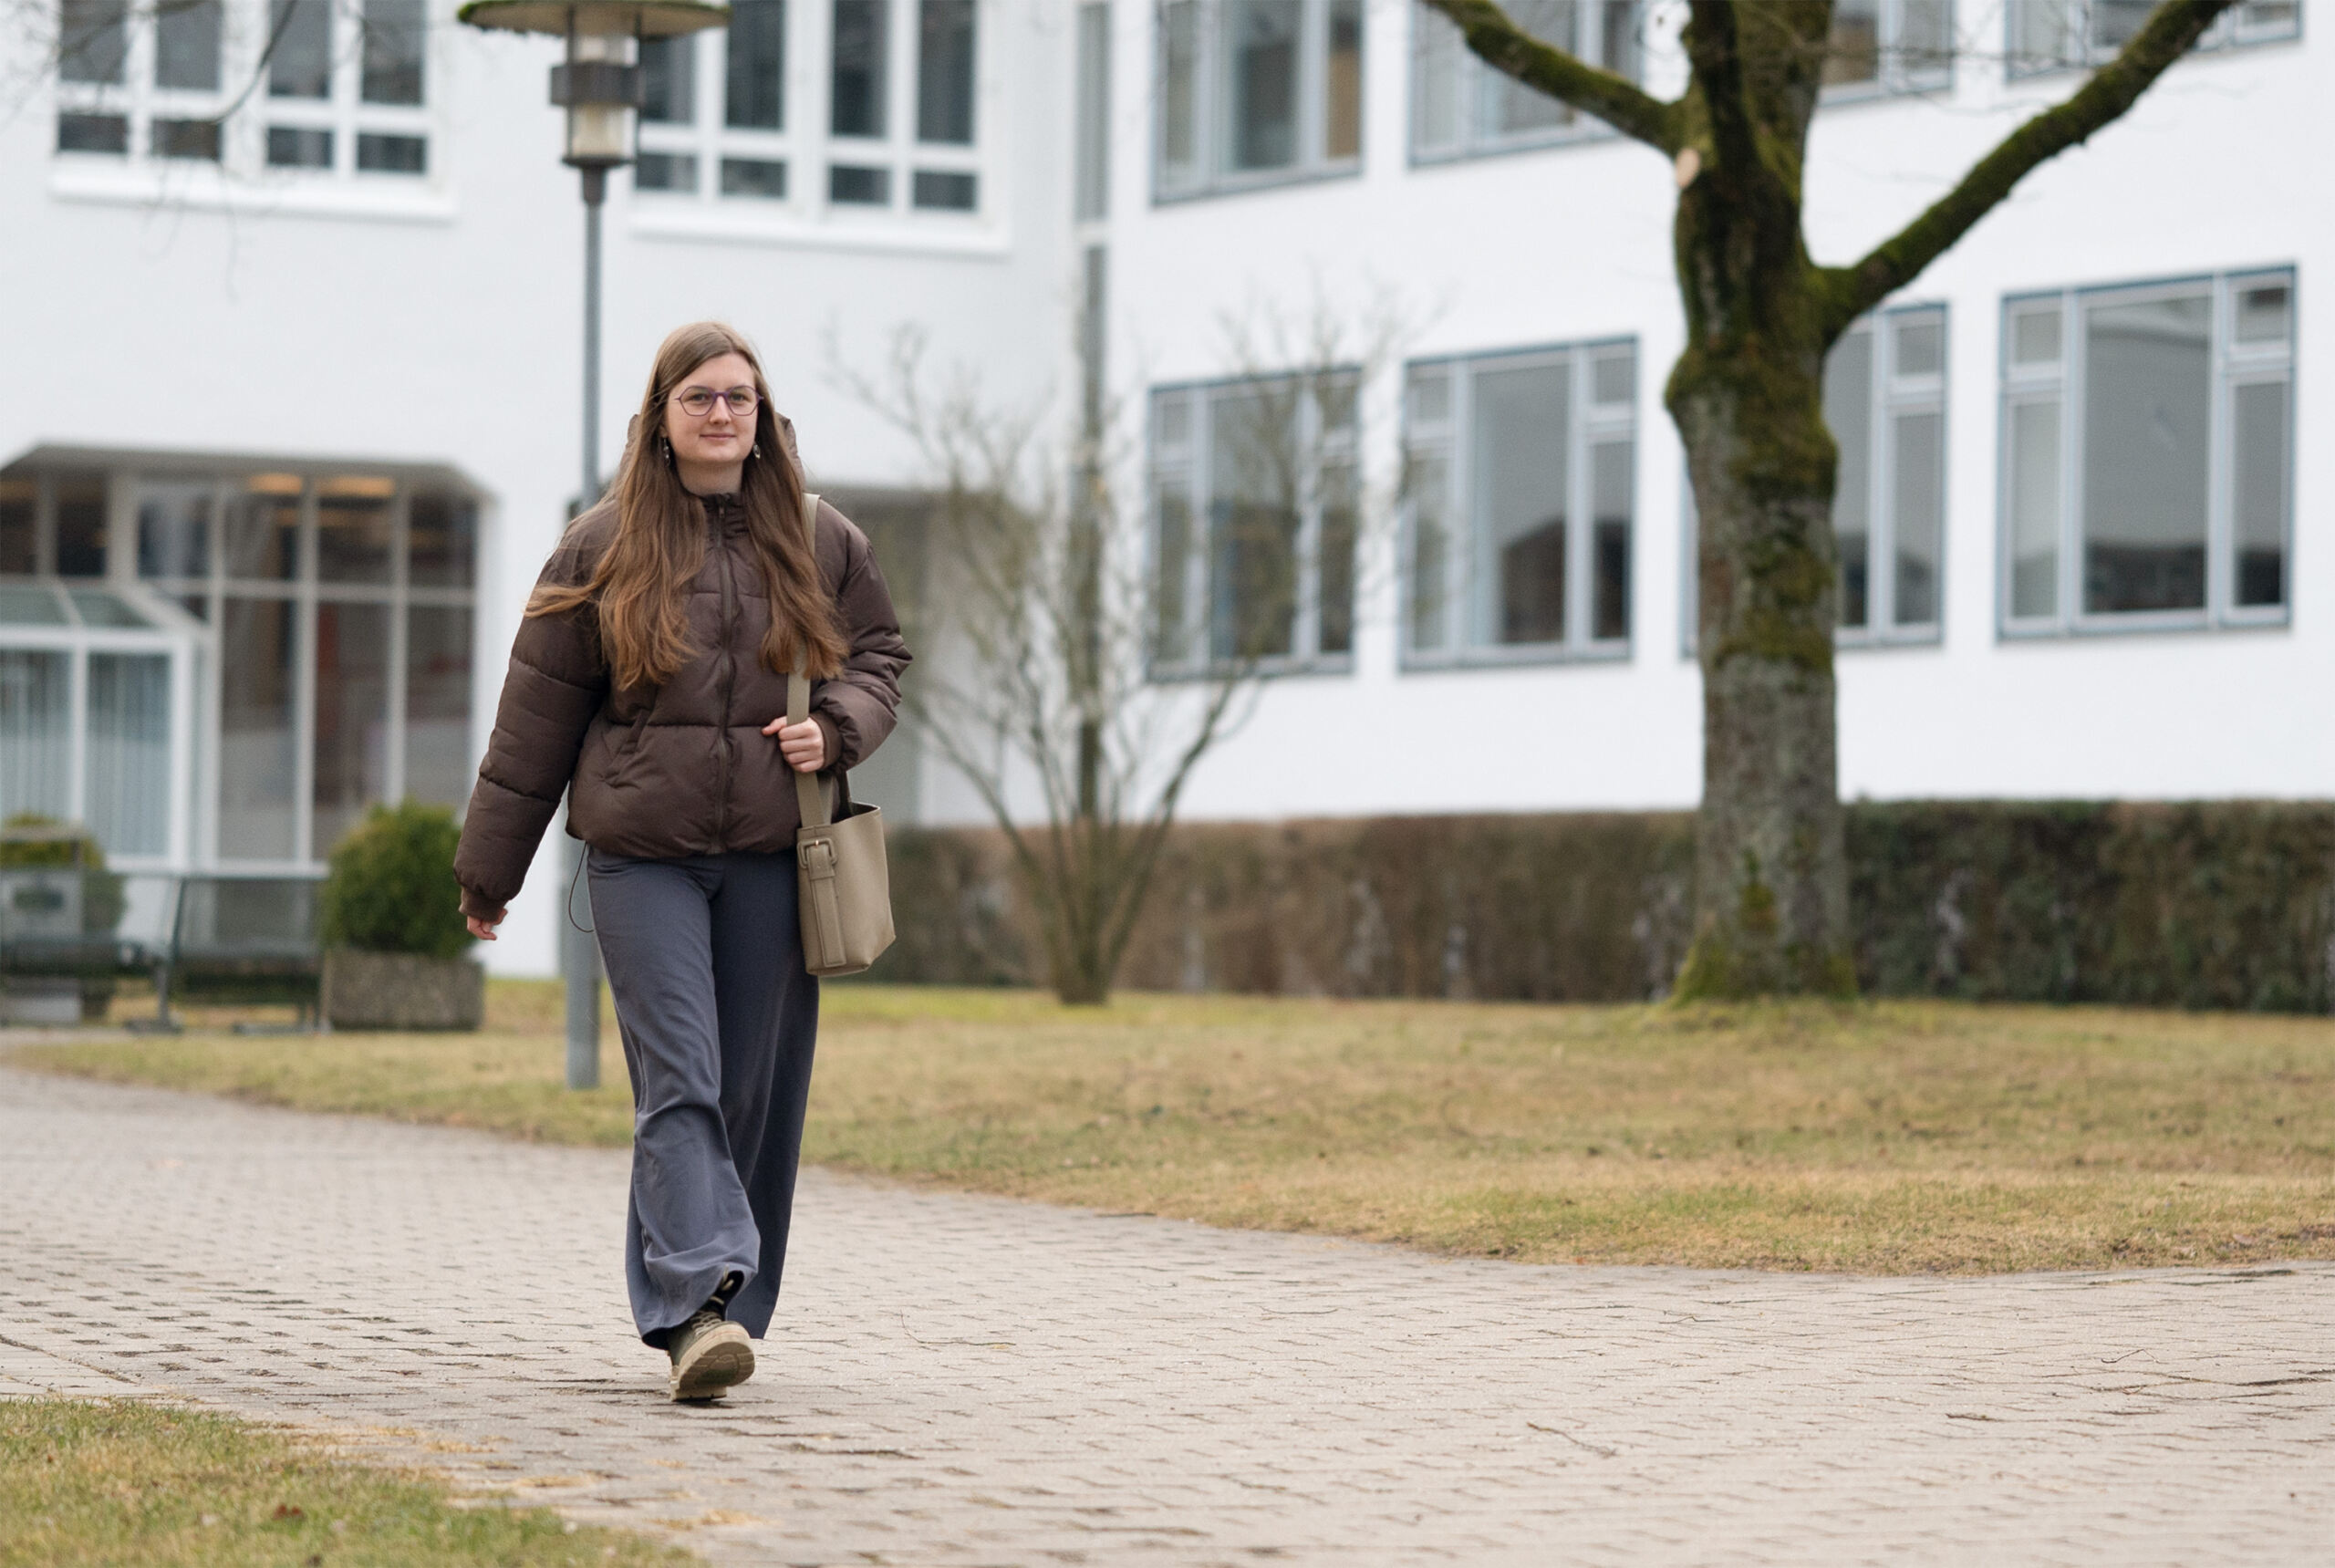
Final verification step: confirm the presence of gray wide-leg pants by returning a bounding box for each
[586,848,818,1347]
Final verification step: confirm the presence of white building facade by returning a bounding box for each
[0,0,2319,976]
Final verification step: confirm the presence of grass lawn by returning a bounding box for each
[0,1399,685,1568]
[10,982,2335,1274]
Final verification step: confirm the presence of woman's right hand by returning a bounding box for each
[468,908,506,942]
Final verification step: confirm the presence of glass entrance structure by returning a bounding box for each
[0,579,193,866]
[1,452,482,871]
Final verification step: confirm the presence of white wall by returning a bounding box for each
[1087,0,2329,824]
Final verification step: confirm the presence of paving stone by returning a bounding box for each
[1,1066,2330,1565]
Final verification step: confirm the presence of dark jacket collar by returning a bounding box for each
[698,491,747,534]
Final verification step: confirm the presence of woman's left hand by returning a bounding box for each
[763,715,826,773]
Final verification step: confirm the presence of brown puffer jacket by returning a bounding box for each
[452,491,909,920]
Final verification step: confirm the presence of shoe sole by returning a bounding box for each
[669,1323,755,1402]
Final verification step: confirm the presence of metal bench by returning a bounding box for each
[162,874,328,1033]
[2,839,328,1031]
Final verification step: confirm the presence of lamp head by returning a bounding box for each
[456,1,732,171]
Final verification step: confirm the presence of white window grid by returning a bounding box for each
[256,0,434,182]
[49,0,438,184]
[1153,0,1365,203]
[2005,0,2301,79]
[1401,341,1637,669]
[1832,305,1948,646]
[1996,268,2297,638]
[0,576,198,870]
[1409,0,1642,165]
[115,467,477,868]
[1676,308,1944,660]
[1147,372,1361,680]
[633,0,984,218]
[1819,0,1953,101]
[54,0,234,168]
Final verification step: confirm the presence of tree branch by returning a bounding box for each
[1418,0,1682,153]
[1826,0,2237,332]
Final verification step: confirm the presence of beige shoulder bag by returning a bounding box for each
[789,493,897,977]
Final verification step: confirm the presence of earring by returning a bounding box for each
[659,436,673,463]
[750,442,762,460]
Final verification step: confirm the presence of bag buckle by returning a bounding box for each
[797,837,837,877]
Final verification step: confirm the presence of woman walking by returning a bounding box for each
[454,321,909,1402]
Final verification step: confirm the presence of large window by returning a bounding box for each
[1404,342,1636,664]
[1150,373,1359,675]
[1821,0,1952,97]
[1156,0,1364,201]
[3,476,191,863]
[1677,312,1944,654]
[56,0,226,162]
[2006,0,2299,76]
[0,584,185,862]
[267,0,430,173]
[0,462,478,867]
[1998,270,2293,632]
[635,0,983,215]
[149,469,478,859]
[1827,306,1946,641]
[53,0,432,180]
[1411,0,1640,162]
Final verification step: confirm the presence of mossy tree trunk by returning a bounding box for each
[1422,0,2236,997]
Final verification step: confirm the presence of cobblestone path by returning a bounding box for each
[2,1065,2331,1566]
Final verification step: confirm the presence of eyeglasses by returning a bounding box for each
[671,387,759,419]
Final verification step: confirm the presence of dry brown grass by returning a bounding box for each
[15,982,2335,1274]
[0,1399,686,1567]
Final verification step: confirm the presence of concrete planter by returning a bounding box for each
[0,978,83,1026]
[321,950,485,1032]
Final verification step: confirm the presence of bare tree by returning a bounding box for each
[828,289,1407,1004]
[1419,0,2239,998]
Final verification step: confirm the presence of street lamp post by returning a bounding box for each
[459,0,732,1090]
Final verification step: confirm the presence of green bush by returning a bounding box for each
[322,803,471,960]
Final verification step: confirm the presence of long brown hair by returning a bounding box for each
[527,321,848,691]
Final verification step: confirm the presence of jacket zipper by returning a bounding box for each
[711,514,738,852]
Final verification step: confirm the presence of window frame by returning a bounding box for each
[1152,0,1365,205]
[1818,0,1955,104]
[2004,0,2302,80]
[1147,370,1363,681]
[0,602,194,869]
[1676,306,1949,660]
[1830,304,1949,647]
[1399,337,1639,671]
[1994,267,2297,639]
[631,0,987,222]
[262,0,434,181]
[50,0,439,188]
[3,458,482,870]
[53,0,233,170]
[1407,0,1642,166]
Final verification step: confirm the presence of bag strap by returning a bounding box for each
[787,493,833,833]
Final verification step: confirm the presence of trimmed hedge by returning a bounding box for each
[864,802,2335,1012]
[1851,802,2335,1012]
